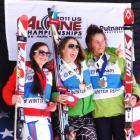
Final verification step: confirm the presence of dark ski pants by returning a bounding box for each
[69,113,97,140]
[94,115,126,140]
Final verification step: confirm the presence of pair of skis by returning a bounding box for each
[124,8,134,140]
[47,6,75,140]
[14,15,28,140]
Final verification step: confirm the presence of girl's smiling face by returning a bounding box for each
[61,39,79,63]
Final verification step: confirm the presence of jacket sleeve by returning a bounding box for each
[51,92,59,102]
[132,76,140,100]
[2,69,16,106]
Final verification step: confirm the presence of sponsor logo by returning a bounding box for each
[27,10,82,39]
[125,31,132,77]
[100,26,124,33]
[24,98,46,104]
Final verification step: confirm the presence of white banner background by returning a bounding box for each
[5,0,130,61]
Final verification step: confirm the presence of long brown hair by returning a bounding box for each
[29,42,49,95]
[58,36,85,73]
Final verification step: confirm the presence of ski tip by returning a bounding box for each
[17,15,28,22]
[20,15,28,20]
[124,8,134,25]
[17,15,28,30]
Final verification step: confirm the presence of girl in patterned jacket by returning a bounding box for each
[2,42,56,140]
[52,36,97,140]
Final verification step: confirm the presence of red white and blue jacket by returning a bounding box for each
[2,63,53,122]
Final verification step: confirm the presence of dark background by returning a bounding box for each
[0,0,140,111]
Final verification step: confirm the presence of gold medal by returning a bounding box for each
[79,83,86,90]
[99,79,106,88]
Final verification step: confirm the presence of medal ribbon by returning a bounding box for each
[97,54,107,78]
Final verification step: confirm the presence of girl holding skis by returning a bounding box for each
[2,42,56,140]
[52,36,97,140]
[85,24,140,140]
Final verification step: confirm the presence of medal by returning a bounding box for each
[79,83,86,90]
[94,54,108,88]
[99,79,105,88]
[99,77,107,88]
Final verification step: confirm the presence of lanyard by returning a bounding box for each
[96,54,107,78]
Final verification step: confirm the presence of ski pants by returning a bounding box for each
[22,117,53,140]
[68,113,97,140]
[94,115,125,140]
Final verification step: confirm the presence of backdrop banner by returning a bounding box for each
[5,0,130,60]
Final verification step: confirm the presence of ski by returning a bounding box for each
[14,15,28,140]
[123,8,134,140]
[47,6,75,140]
